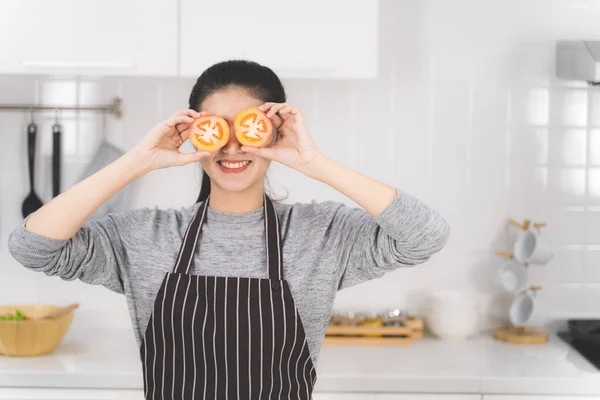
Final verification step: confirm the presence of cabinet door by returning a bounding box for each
[180,0,378,79]
[0,388,144,399]
[484,396,594,400]
[0,0,177,76]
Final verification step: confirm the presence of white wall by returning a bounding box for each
[2,0,600,330]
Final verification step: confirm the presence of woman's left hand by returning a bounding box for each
[240,103,322,173]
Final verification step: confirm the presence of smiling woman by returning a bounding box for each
[8,59,450,400]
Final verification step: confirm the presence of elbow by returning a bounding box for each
[8,228,64,275]
[424,215,451,256]
[435,217,451,250]
[7,229,27,266]
[392,217,451,266]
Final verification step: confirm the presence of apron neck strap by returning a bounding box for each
[172,198,210,275]
[264,194,283,280]
[172,195,283,280]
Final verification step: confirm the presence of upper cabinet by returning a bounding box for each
[180,0,379,79]
[0,0,178,76]
[0,0,378,79]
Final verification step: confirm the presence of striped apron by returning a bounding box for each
[140,195,317,399]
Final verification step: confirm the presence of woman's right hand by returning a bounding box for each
[131,109,211,173]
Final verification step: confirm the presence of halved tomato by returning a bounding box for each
[189,114,230,152]
[234,107,273,148]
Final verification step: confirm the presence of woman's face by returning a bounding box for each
[198,86,271,195]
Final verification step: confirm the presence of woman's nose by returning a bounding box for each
[221,127,242,154]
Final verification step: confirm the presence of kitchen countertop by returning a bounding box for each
[1,326,599,396]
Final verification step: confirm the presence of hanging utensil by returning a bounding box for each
[78,112,127,219]
[21,110,44,218]
[52,109,62,198]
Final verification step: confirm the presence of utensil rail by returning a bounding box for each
[0,98,123,119]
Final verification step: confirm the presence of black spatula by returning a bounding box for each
[52,119,61,197]
[21,122,44,218]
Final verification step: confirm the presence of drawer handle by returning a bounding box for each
[22,60,135,69]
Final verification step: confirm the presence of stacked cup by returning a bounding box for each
[497,220,553,327]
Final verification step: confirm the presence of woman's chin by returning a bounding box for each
[212,178,256,194]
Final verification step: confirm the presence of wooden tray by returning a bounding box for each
[493,327,548,344]
[326,326,412,336]
[324,317,423,346]
[323,336,413,345]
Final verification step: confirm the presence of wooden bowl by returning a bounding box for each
[0,305,75,356]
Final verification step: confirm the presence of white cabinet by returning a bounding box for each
[313,394,480,400]
[0,388,144,399]
[0,0,378,79]
[180,0,378,79]
[0,0,177,76]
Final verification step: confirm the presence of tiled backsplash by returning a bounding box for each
[2,0,600,330]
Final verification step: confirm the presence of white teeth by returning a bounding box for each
[221,161,249,169]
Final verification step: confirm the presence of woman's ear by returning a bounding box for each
[269,127,280,147]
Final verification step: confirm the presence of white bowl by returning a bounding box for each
[426,313,479,340]
[424,291,480,340]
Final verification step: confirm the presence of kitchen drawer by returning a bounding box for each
[0,388,144,400]
[314,394,481,400]
[484,396,597,400]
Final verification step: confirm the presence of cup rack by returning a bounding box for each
[493,218,549,344]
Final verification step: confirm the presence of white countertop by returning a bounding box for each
[1,326,599,396]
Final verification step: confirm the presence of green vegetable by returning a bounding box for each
[0,309,27,321]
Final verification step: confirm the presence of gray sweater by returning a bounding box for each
[8,189,449,365]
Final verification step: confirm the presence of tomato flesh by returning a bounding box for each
[234,108,273,148]
[189,115,230,152]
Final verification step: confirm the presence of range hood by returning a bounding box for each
[556,41,600,85]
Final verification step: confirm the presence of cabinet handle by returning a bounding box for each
[22,60,135,69]
[273,65,336,74]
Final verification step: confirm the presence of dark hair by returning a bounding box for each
[188,60,286,203]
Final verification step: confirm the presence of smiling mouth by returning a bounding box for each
[217,160,252,173]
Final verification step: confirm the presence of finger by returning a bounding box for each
[174,151,211,166]
[178,111,215,142]
[175,122,189,134]
[277,105,300,115]
[177,125,191,142]
[170,109,200,119]
[277,105,304,127]
[258,102,275,112]
[259,102,287,117]
[165,115,194,129]
[271,113,285,129]
[266,103,288,118]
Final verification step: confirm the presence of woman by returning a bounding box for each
[9,60,449,399]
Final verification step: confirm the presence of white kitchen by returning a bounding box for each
[1,0,600,399]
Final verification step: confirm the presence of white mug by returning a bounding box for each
[513,228,553,265]
[497,261,528,293]
[509,287,540,326]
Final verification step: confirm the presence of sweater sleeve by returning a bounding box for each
[7,209,150,294]
[316,189,450,290]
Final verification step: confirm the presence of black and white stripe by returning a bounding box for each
[140,196,317,399]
